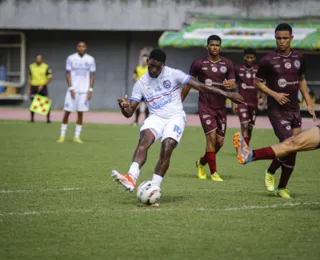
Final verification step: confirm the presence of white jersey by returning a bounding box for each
[66,53,96,93]
[130,66,191,119]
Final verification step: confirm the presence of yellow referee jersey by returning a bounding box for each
[29,63,52,86]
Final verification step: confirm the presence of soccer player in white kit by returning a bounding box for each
[57,42,96,143]
[111,49,244,196]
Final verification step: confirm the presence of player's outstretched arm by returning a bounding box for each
[181,85,191,102]
[299,76,317,121]
[254,79,289,105]
[186,77,245,104]
[117,95,140,118]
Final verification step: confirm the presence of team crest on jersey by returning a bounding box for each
[241,83,247,89]
[212,67,218,72]
[163,80,172,89]
[220,66,227,73]
[284,62,292,69]
[205,79,213,86]
[246,73,251,78]
[294,60,301,69]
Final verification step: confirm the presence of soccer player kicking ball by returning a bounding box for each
[57,42,96,143]
[250,23,316,198]
[181,35,236,182]
[234,124,320,197]
[232,48,265,146]
[111,49,244,194]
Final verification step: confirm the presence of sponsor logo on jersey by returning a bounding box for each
[220,66,227,73]
[294,60,301,69]
[239,73,244,76]
[203,61,209,64]
[278,78,287,88]
[281,120,290,125]
[205,79,213,86]
[201,67,208,70]
[163,80,172,89]
[273,64,280,68]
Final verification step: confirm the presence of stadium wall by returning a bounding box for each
[1,0,320,31]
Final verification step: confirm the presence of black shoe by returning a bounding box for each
[29,120,34,123]
[47,120,52,124]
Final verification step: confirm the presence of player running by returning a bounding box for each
[111,49,244,193]
[57,42,96,143]
[181,35,236,182]
[232,48,265,146]
[250,23,316,198]
[234,125,320,197]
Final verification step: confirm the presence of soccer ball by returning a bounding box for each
[137,181,161,205]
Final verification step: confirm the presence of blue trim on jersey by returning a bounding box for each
[183,75,191,85]
[130,97,141,103]
[145,85,179,102]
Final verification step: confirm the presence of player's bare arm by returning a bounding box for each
[181,85,191,102]
[66,71,75,99]
[223,79,236,90]
[187,77,245,104]
[27,75,32,96]
[118,95,140,118]
[254,78,290,105]
[299,75,316,121]
[87,72,95,100]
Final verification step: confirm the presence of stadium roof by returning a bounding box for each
[158,14,320,50]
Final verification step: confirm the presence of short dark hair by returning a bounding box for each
[149,49,166,63]
[275,23,292,35]
[244,48,256,56]
[207,35,222,45]
[142,54,149,58]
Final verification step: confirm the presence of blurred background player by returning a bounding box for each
[232,48,265,146]
[131,54,149,126]
[254,23,316,198]
[181,35,236,182]
[27,55,52,123]
[112,49,244,195]
[234,124,320,198]
[57,42,96,143]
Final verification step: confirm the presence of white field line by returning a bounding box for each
[0,188,82,193]
[1,202,319,217]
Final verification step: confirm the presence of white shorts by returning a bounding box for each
[64,91,89,112]
[140,114,186,143]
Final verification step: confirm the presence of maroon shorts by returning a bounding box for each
[268,109,302,142]
[199,104,227,137]
[237,104,257,127]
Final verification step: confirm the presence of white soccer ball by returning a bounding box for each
[137,181,161,205]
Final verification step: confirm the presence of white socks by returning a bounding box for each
[74,124,82,138]
[152,174,163,187]
[60,124,68,137]
[128,162,140,182]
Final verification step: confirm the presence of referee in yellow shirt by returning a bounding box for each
[27,55,53,123]
[132,54,149,126]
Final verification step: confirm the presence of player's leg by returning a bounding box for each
[111,115,165,191]
[132,103,142,126]
[236,104,251,145]
[73,94,89,143]
[57,91,75,142]
[152,115,186,186]
[235,126,320,162]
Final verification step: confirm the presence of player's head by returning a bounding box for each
[35,54,43,65]
[142,54,148,66]
[243,48,256,67]
[77,41,87,56]
[206,35,222,57]
[148,49,166,78]
[275,23,293,52]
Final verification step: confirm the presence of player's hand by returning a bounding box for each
[307,105,317,121]
[38,86,43,93]
[87,91,92,101]
[70,89,76,100]
[228,92,245,105]
[232,103,237,114]
[223,79,235,90]
[258,98,264,106]
[273,92,290,105]
[117,95,129,108]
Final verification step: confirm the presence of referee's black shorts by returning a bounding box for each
[30,85,48,100]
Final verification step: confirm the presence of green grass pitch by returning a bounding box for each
[1,120,319,260]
